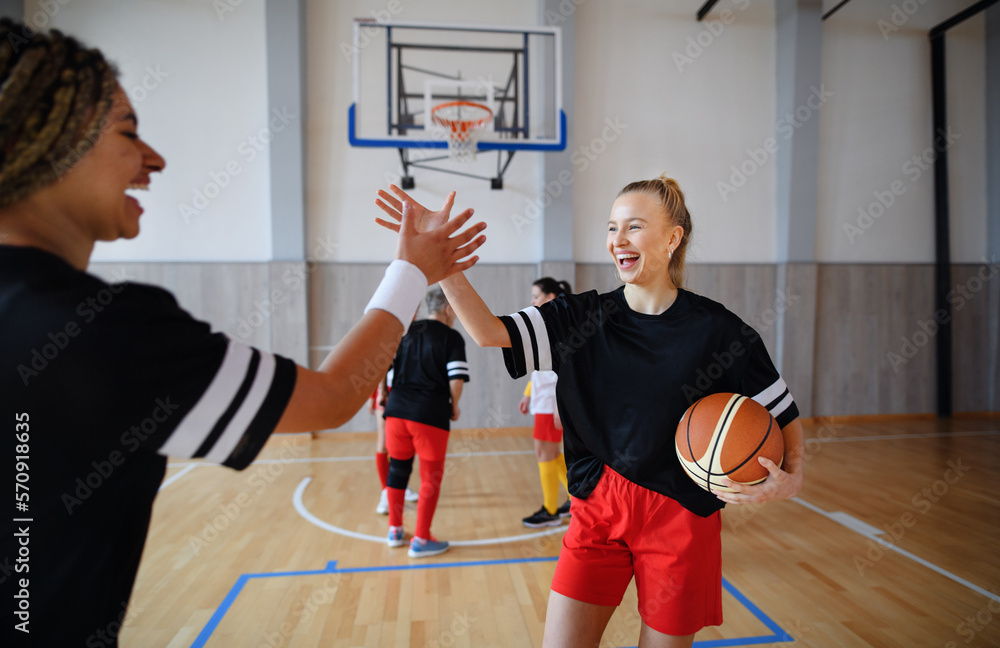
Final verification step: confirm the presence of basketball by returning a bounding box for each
[675,393,784,493]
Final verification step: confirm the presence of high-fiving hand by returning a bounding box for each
[375,184,455,234]
[376,185,487,285]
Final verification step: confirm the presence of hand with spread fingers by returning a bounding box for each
[376,184,455,234]
[392,191,487,286]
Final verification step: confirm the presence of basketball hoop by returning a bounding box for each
[431,101,493,162]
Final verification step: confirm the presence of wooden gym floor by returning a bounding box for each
[118,416,1000,647]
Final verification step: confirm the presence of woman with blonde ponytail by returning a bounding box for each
[376,176,804,648]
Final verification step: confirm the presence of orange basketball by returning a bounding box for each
[675,392,784,493]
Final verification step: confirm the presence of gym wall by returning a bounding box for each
[28,0,997,428]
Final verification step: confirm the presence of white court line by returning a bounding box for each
[292,477,567,546]
[793,498,1000,605]
[158,463,198,491]
[167,431,999,467]
[808,430,999,443]
[255,449,534,465]
[168,449,534,467]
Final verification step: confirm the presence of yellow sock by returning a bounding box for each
[539,458,561,515]
[555,453,568,494]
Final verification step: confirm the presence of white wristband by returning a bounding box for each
[364,260,428,329]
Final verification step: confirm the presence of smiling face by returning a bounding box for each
[51,86,165,242]
[607,192,682,288]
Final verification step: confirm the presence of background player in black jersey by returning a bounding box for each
[0,21,486,648]
[383,286,470,557]
[518,278,572,528]
[375,178,804,648]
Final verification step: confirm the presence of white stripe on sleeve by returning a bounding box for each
[447,360,469,377]
[769,392,795,420]
[160,342,252,458]
[508,312,534,372]
[524,307,551,371]
[205,350,277,464]
[752,378,788,408]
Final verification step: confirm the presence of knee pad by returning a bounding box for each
[387,457,414,490]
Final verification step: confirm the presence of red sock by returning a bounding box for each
[376,452,389,489]
[414,458,445,540]
[387,487,406,527]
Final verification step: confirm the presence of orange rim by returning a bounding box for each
[430,101,493,134]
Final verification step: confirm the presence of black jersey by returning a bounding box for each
[0,246,296,647]
[499,286,798,517]
[384,319,469,431]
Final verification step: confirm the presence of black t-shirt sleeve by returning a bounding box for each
[499,291,594,378]
[740,326,799,428]
[110,283,297,469]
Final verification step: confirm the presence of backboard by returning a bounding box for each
[347,20,566,188]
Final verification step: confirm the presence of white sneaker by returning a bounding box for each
[405,487,419,502]
[376,488,389,515]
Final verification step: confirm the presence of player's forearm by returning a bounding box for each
[320,310,401,393]
[276,311,403,432]
[440,273,510,347]
[780,418,805,481]
[449,379,464,407]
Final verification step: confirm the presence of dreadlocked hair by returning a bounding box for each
[0,19,119,208]
[617,173,693,289]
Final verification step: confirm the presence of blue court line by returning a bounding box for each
[190,558,792,648]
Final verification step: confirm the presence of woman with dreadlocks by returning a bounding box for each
[0,19,485,646]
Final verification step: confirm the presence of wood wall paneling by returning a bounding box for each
[269,261,310,366]
[310,264,537,433]
[951,263,1000,413]
[308,263,386,433]
[778,263,819,417]
[813,265,936,417]
[87,261,998,425]
[575,262,781,354]
[88,262,272,350]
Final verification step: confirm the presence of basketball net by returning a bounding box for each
[431,101,493,163]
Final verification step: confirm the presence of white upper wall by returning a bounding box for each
[29,0,989,266]
[816,1,988,263]
[305,0,547,264]
[946,16,988,264]
[573,0,778,264]
[35,0,274,262]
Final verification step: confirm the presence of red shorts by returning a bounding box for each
[532,413,562,443]
[551,467,722,636]
[385,417,449,461]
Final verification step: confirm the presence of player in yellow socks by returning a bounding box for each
[518,278,573,527]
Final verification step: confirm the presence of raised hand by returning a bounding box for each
[375,185,452,234]
[395,198,487,286]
